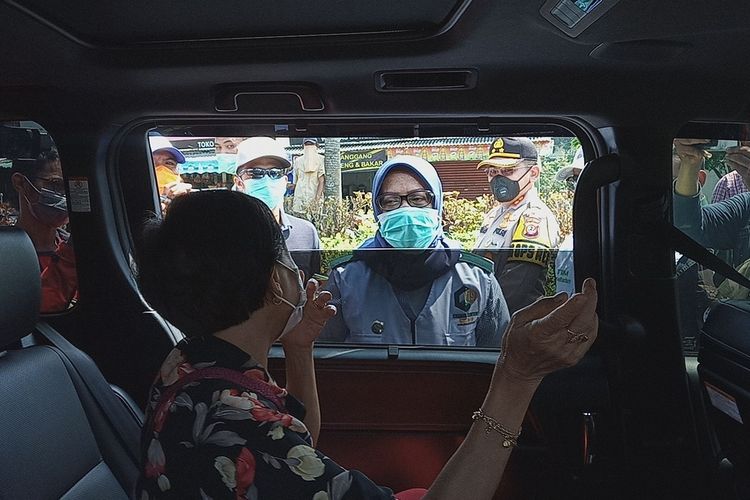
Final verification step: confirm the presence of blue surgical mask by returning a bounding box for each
[242,176,286,210]
[377,206,441,249]
[217,153,237,174]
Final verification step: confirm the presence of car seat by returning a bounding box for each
[0,226,141,499]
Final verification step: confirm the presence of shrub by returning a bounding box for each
[441,191,494,244]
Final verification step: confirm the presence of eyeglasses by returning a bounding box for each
[237,167,290,180]
[376,189,434,211]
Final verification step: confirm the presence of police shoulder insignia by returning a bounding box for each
[513,213,551,245]
[454,285,480,312]
[524,221,539,238]
[458,251,494,274]
[507,215,552,267]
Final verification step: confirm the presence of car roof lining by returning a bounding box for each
[5,0,470,46]
[2,0,750,129]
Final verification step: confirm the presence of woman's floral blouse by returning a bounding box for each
[138,336,395,499]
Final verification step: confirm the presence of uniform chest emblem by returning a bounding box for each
[499,211,515,228]
[454,286,479,312]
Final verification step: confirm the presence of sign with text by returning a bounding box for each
[341,149,387,171]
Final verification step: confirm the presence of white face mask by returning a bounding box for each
[273,260,306,337]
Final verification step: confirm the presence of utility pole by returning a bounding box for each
[323,138,342,200]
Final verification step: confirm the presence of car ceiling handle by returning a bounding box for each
[214,83,325,112]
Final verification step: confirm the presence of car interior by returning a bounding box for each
[2,0,750,499]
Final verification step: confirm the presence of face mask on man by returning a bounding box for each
[242,176,287,210]
[272,260,307,338]
[491,167,533,203]
[377,206,441,249]
[155,165,181,191]
[24,177,69,228]
[216,153,236,174]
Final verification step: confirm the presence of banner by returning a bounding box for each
[341,149,387,171]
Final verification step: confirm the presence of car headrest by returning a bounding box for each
[0,227,40,348]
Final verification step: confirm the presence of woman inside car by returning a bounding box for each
[136,190,598,500]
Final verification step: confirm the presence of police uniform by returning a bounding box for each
[474,137,560,314]
[319,252,510,348]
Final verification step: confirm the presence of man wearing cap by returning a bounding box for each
[554,147,584,295]
[234,137,321,281]
[474,137,560,314]
[291,138,325,214]
[149,135,192,209]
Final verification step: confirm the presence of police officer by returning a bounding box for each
[474,137,560,314]
[319,155,510,347]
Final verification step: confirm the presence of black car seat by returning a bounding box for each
[0,227,142,499]
[698,300,750,499]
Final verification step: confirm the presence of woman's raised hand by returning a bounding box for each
[497,278,598,384]
[280,279,337,352]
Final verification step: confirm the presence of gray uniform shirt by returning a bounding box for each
[319,259,510,348]
[281,211,321,281]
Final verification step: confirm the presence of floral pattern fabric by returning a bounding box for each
[138,335,395,500]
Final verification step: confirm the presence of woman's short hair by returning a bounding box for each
[137,190,285,338]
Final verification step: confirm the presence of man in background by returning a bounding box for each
[712,141,750,203]
[474,137,560,314]
[10,150,77,312]
[554,147,584,295]
[215,137,244,179]
[291,138,325,214]
[150,135,192,209]
[234,137,321,280]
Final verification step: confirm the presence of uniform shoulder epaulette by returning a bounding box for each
[458,251,494,274]
[328,253,355,270]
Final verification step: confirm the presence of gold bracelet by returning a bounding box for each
[472,408,521,448]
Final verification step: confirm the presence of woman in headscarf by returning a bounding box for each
[319,156,510,347]
[136,189,599,500]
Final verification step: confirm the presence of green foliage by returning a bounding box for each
[703,151,731,178]
[441,191,495,246]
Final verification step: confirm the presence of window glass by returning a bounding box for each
[0,121,77,313]
[146,133,581,347]
[672,137,750,352]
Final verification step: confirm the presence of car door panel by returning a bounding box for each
[269,349,609,497]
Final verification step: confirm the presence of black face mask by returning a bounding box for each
[491,167,532,202]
